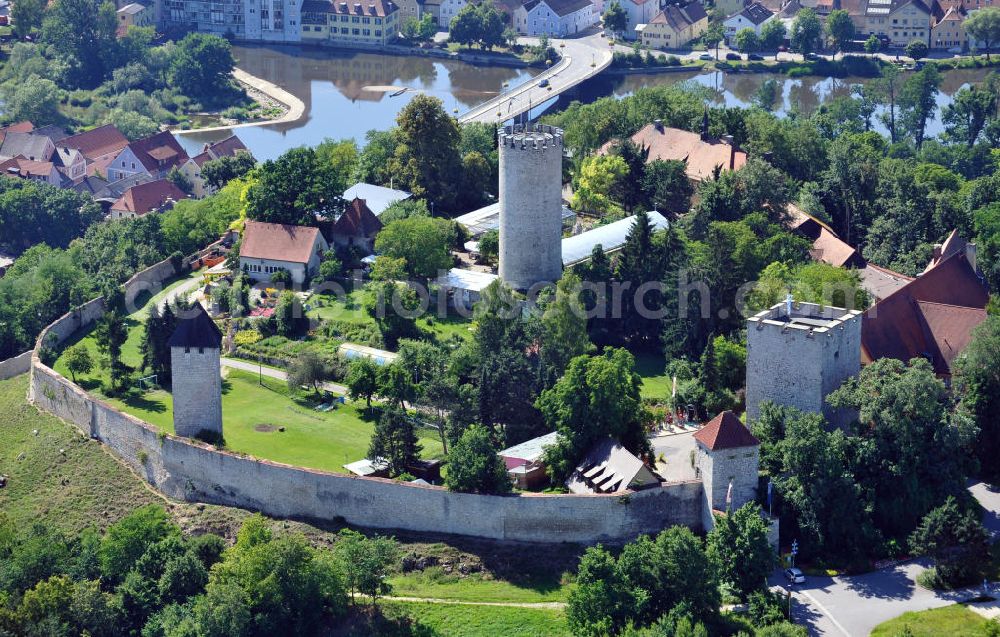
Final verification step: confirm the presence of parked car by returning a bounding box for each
[538,78,549,88]
[804,52,818,60]
[748,53,764,61]
[726,52,742,60]
[699,53,713,61]
[784,568,806,584]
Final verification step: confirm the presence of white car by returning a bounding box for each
[784,567,805,584]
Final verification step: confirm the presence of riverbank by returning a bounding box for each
[173,68,306,136]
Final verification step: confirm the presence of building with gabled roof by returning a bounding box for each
[325,197,383,252]
[58,125,130,172]
[786,204,862,268]
[849,0,933,47]
[0,156,62,187]
[723,1,775,42]
[565,438,660,494]
[240,220,330,285]
[106,131,190,183]
[0,122,34,146]
[637,2,709,49]
[109,179,188,220]
[861,232,988,378]
[183,134,252,197]
[694,411,760,451]
[342,182,412,216]
[0,131,55,163]
[300,0,402,47]
[615,0,661,39]
[694,411,762,531]
[512,0,597,36]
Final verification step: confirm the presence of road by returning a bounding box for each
[459,31,613,125]
[220,356,349,395]
[779,481,1000,636]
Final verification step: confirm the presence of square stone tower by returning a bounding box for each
[694,411,761,532]
[169,303,223,440]
[746,299,862,429]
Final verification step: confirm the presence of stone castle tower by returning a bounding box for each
[745,299,862,430]
[497,123,564,291]
[694,411,761,532]
[169,303,223,440]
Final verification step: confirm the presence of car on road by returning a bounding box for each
[538,78,549,87]
[748,53,764,61]
[784,568,806,584]
[725,52,742,60]
[699,53,713,61]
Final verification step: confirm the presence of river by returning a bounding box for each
[176,45,993,161]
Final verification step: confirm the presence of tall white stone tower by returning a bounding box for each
[694,411,761,532]
[498,123,564,291]
[745,300,862,430]
[169,303,223,441]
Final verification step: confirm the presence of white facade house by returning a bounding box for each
[438,0,466,24]
[239,220,329,286]
[617,0,660,40]
[513,0,597,35]
[723,2,775,42]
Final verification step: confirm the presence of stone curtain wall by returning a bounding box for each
[0,351,32,381]
[25,245,708,544]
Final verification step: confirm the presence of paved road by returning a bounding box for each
[780,481,1000,636]
[651,431,697,483]
[220,356,349,395]
[459,32,613,125]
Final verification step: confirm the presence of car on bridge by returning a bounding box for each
[699,53,713,61]
[784,568,806,584]
[539,78,550,88]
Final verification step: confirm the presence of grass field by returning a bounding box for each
[870,604,997,636]
[389,567,571,603]
[0,374,158,533]
[382,601,571,637]
[308,289,475,344]
[635,352,671,400]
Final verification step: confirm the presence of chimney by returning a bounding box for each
[368,2,375,13]
[654,118,663,131]
[339,1,347,9]
[729,143,736,170]
[354,2,361,11]
[966,242,978,274]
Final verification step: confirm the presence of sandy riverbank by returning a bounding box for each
[173,68,306,136]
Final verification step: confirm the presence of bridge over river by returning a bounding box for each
[459,33,614,125]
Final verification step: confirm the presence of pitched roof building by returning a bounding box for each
[565,438,660,494]
[638,2,709,49]
[861,232,988,377]
[694,411,760,450]
[107,131,190,182]
[786,204,861,268]
[168,303,223,350]
[513,0,597,36]
[58,125,129,163]
[325,197,383,251]
[239,220,329,285]
[109,179,188,220]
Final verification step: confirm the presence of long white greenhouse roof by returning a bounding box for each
[562,211,669,267]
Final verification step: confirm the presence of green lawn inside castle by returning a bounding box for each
[51,286,445,475]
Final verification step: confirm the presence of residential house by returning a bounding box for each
[723,2,775,43]
[0,131,55,163]
[342,182,412,215]
[498,431,560,490]
[421,0,442,23]
[106,131,190,183]
[849,0,933,47]
[861,231,988,378]
[182,135,252,197]
[637,2,709,49]
[58,124,130,179]
[324,197,383,252]
[161,0,302,42]
[617,0,661,39]
[565,438,660,494]
[301,0,401,47]
[786,204,862,268]
[931,2,966,50]
[239,220,330,285]
[0,157,62,187]
[513,0,597,36]
[394,0,423,21]
[0,122,34,146]
[117,2,155,32]
[601,119,747,186]
[109,179,188,220]
[0,129,88,186]
[437,0,466,25]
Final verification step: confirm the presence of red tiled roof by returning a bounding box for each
[601,124,747,182]
[0,121,34,145]
[694,411,759,450]
[59,125,129,161]
[241,220,323,264]
[786,204,860,268]
[331,198,383,238]
[128,131,189,173]
[111,179,187,215]
[861,249,988,375]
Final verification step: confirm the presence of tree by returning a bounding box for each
[346,357,379,409]
[953,316,1000,483]
[200,154,257,190]
[105,109,159,141]
[64,343,93,383]
[40,0,118,89]
[246,146,344,223]
[705,503,775,600]
[572,154,628,215]
[274,291,307,337]
[401,13,437,41]
[374,216,454,280]
[899,64,941,149]
[168,33,236,102]
[538,349,651,482]
[287,351,327,395]
[94,291,130,394]
[735,28,760,55]
[905,38,928,60]
[603,1,628,36]
[567,545,634,637]
[10,0,44,37]
[760,20,786,59]
[333,529,399,604]
[967,7,1000,60]
[368,405,420,476]
[790,8,822,55]
[364,280,420,348]
[864,34,881,54]
[389,95,463,208]
[642,159,694,216]
[877,64,902,144]
[376,361,416,409]
[445,424,512,493]
[167,166,194,195]
[449,3,482,48]
[98,505,179,584]
[539,271,593,385]
[476,2,507,50]
[478,228,499,265]
[704,23,725,59]
[909,497,990,587]
[825,10,855,54]
[942,84,997,148]
[2,77,62,127]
